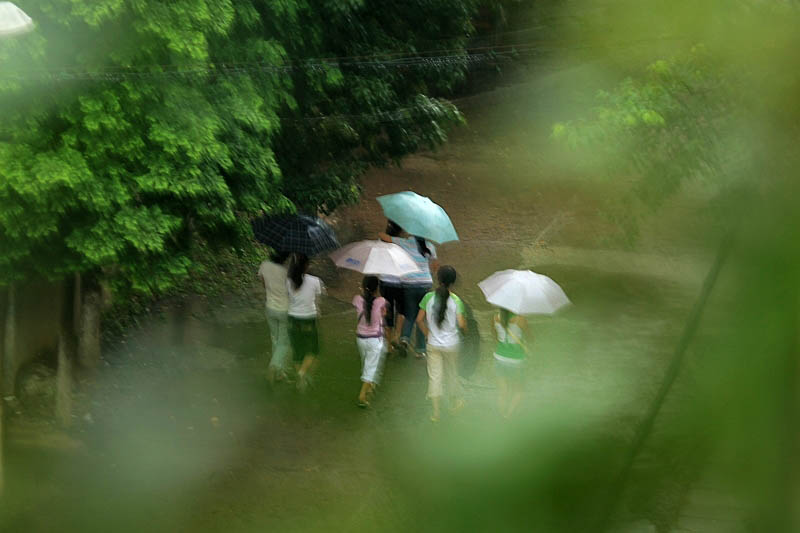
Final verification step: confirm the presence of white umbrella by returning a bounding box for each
[478,269,570,315]
[0,2,34,37]
[329,240,421,276]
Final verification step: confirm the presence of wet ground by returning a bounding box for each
[2,62,722,532]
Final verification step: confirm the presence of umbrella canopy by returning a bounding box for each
[252,214,339,256]
[478,269,570,315]
[329,240,421,276]
[0,2,33,36]
[376,191,458,244]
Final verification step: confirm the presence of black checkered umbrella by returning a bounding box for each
[252,214,339,256]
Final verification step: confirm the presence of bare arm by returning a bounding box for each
[416,309,428,338]
[315,280,325,313]
[514,316,530,342]
[457,312,467,332]
[378,232,392,243]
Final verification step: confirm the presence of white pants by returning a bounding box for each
[266,308,290,371]
[357,337,386,384]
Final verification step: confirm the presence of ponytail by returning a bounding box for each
[434,265,457,328]
[415,236,432,258]
[289,253,309,290]
[435,285,450,327]
[362,276,379,325]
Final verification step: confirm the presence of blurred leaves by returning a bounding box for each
[553,45,736,217]
[548,2,800,244]
[544,1,800,529]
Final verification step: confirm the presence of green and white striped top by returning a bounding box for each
[493,315,527,361]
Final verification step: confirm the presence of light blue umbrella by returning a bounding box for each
[376,191,459,244]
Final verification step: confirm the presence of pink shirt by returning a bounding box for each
[352,295,387,338]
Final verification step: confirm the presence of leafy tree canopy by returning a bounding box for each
[0,0,480,292]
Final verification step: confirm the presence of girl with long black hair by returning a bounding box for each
[415,265,466,422]
[352,275,388,407]
[286,253,325,392]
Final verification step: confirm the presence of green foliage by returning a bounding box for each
[265,0,476,212]
[551,0,800,245]
[101,240,263,345]
[0,0,480,294]
[553,45,737,200]
[551,45,745,243]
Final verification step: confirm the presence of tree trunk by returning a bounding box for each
[56,278,76,428]
[78,275,101,369]
[55,331,73,428]
[73,272,82,335]
[2,284,15,394]
[0,283,16,494]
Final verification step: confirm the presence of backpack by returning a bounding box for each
[459,300,481,378]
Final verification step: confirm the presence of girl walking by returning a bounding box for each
[286,253,325,392]
[492,308,529,419]
[415,266,466,422]
[379,220,439,358]
[377,220,406,354]
[258,249,291,385]
[352,276,388,407]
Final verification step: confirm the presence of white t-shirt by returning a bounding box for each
[287,274,325,318]
[258,260,289,313]
[419,291,465,348]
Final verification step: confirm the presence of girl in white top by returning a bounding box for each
[286,253,325,392]
[415,265,466,422]
[258,250,291,384]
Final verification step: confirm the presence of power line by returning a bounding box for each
[0,50,679,127]
[1,53,568,127]
[0,46,541,80]
[0,50,530,83]
[0,39,545,76]
[0,34,685,83]
[0,35,691,127]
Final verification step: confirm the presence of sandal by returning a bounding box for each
[449,399,465,414]
[296,374,310,393]
[398,339,410,358]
